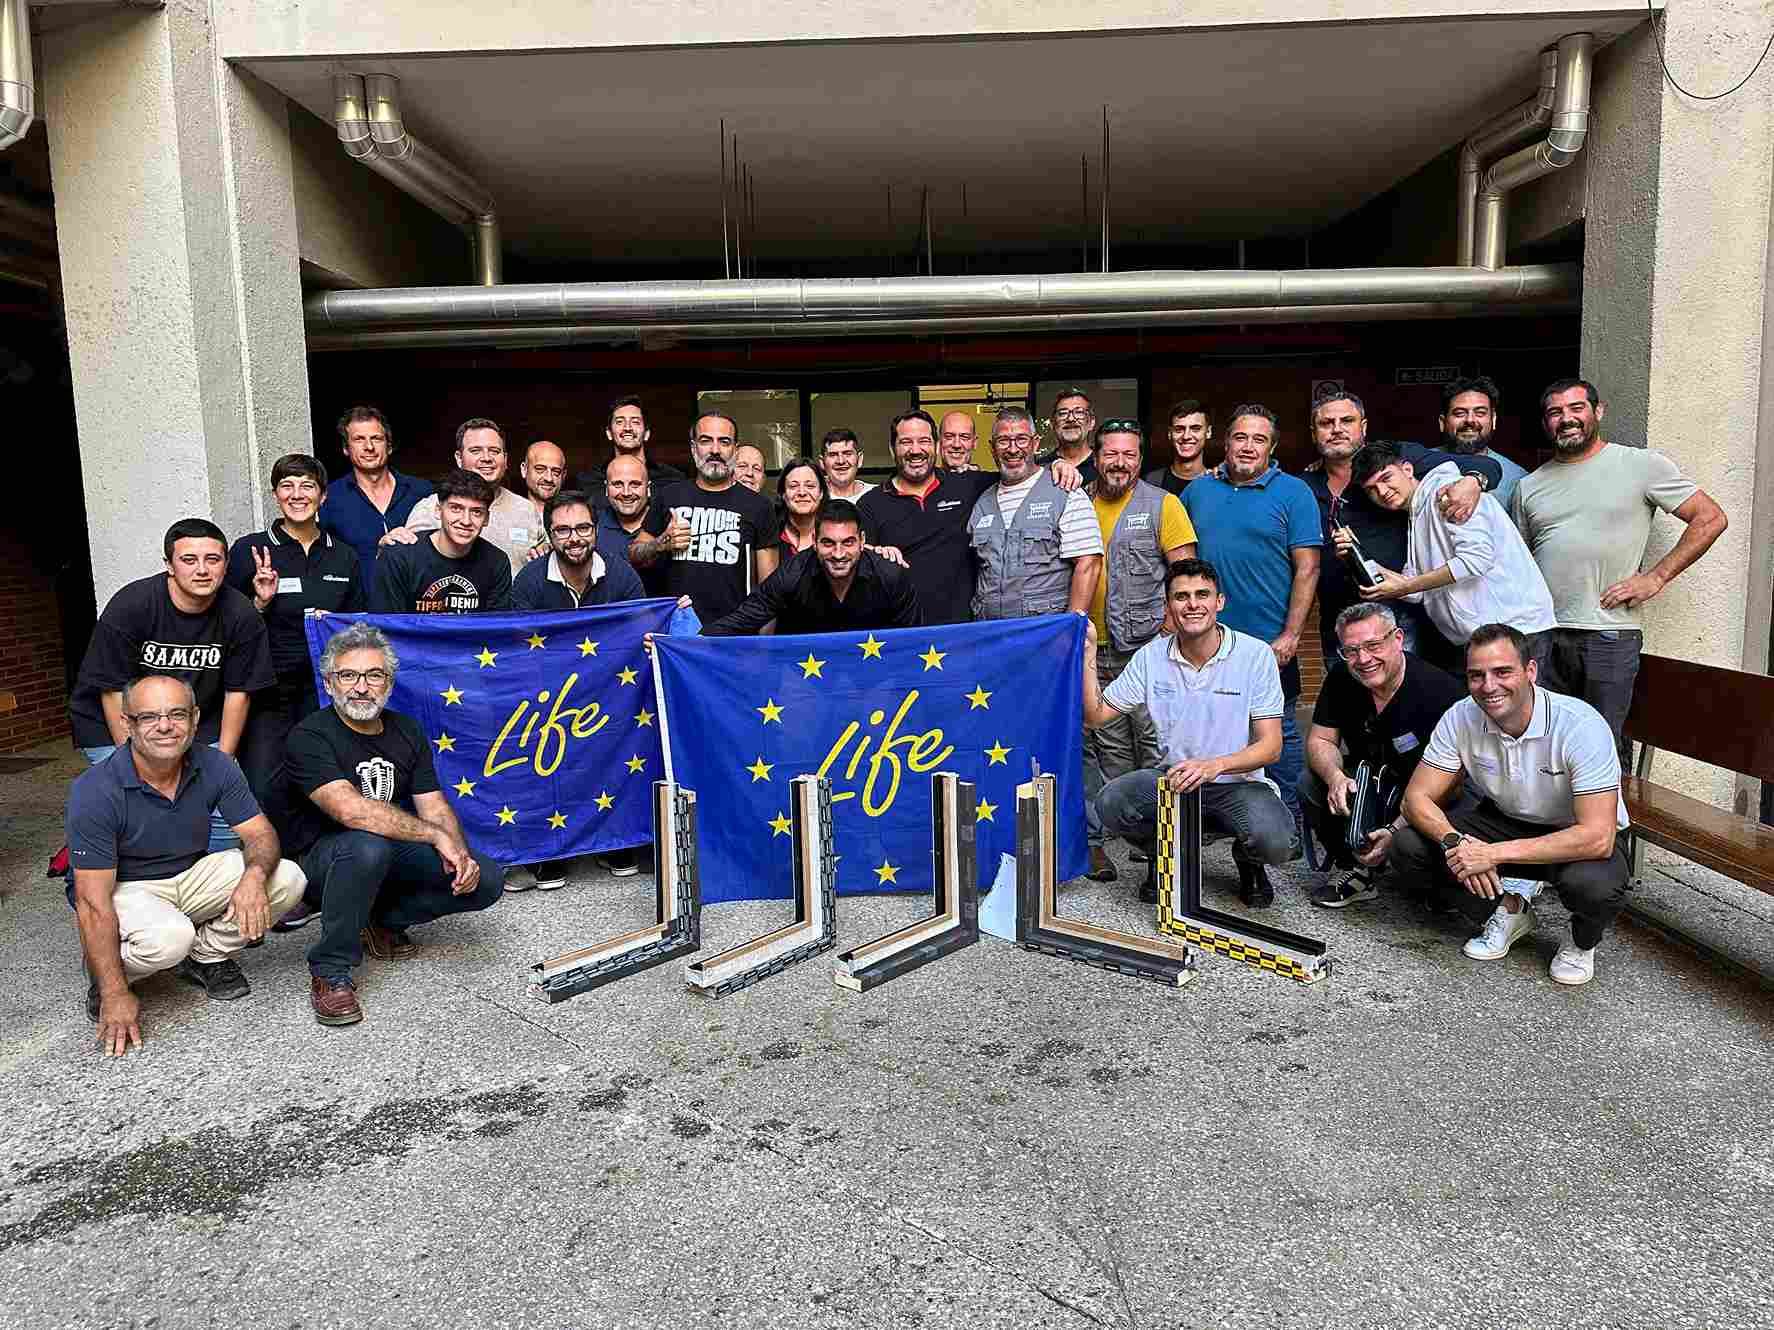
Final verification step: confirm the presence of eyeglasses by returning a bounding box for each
[126,708,193,727]
[1098,419,1142,435]
[994,433,1036,448]
[550,523,597,540]
[330,668,391,687]
[1054,408,1091,421]
[1336,633,1398,661]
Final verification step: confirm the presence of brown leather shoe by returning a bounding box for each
[1088,845,1119,882]
[360,923,417,960]
[310,975,363,1026]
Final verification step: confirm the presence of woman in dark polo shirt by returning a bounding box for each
[775,459,827,559]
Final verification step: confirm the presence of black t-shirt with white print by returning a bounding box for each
[69,574,275,748]
[369,535,512,614]
[270,705,439,857]
[642,480,777,623]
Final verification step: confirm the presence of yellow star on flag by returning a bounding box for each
[547,810,568,830]
[746,756,774,783]
[578,637,599,657]
[594,790,615,811]
[634,707,655,727]
[975,798,997,823]
[433,733,456,752]
[475,647,498,668]
[768,812,793,838]
[617,667,639,686]
[985,740,1012,765]
[857,634,884,659]
[526,632,547,650]
[757,698,784,724]
[496,805,517,825]
[965,685,992,710]
[874,860,900,885]
[625,754,646,773]
[440,685,464,706]
[453,777,475,797]
[798,653,826,680]
[919,644,947,671]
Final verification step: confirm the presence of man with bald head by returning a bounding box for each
[938,411,979,472]
[520,440,569,527]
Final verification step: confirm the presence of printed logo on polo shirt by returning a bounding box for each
[936,499,961,512]
[356,756,397,802]
[1540,767,1567,776]
[138,641,223,671]
[416,573,482,613]
[1211,688,1242,697]
[670,505,742,566]
[323,574,350,583]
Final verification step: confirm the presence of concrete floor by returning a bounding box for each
[3,741,1772,1329]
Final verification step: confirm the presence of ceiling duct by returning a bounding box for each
[1457,47,1558,267]
[0,0,32,152]
[333,72,501,285]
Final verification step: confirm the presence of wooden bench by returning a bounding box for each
[1622,653,1774,897]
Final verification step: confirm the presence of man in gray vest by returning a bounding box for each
[967,406,1102,622]
[1083,420,1199,882]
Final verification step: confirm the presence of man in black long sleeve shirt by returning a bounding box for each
[704,499,921,637]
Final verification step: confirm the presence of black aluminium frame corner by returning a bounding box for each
[1014,773,1195,988]
[1155,783,1331,985]
[528,780,702,1004]
[834,771,980,992]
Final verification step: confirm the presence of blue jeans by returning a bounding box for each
[1096,770,1298,868]
[296,830,505,979]
[83,743,240,854]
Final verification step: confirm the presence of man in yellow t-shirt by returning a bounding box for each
[1084,420,1198,887]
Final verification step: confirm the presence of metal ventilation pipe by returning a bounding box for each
[1473,33,1593,271]
[1457,48,1557,267]
[0,0,33,152]
[332,73,502,285]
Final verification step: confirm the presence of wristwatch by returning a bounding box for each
[1439,831,1464,850]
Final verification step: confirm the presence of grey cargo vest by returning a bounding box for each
[1103,480,1171,652]
[967,470,1073,620]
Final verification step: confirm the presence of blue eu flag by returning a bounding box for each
[304,602,683,865]
[654,616,1087,903]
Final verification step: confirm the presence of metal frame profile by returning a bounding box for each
[1015,773,1195,988]
[528,781,702,1003]
[1155,783,1330,985]
[834,772,979,992]
[685,773,838,997]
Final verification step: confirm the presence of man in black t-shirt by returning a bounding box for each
[370,469,512,614]
[1301,603,1467,908]
[629,411,778,623]
[270,622,504,1027]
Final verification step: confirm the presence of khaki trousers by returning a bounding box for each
[111,851,307,980]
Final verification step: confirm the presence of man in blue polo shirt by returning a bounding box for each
[318,406,432,568]
[67,674,307,1055]
[1182,403,1321,837]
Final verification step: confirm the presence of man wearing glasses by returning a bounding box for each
[67,674,307,1053]
[1038,388,1099,487]
[1301,604,1467,908]
[271,622,504,1027]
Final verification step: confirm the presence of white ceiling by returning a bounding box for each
[243,14,1638,268]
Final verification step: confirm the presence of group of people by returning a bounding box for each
[63,373,1726,1052]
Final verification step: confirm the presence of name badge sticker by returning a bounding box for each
[1392,732,1420,752]
[511,526,532,544]
[277,577,303,595]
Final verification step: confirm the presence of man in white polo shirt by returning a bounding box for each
[1341,441,1556,674]
[1083,557,1297,908]
[1393,622,1632,985]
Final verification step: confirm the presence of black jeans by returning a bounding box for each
[1298,768,1358,871]
[1390,800,1631,949]
[1097,770,1298,868]
[1538,627,1642,771]
[240,677,324,805]
[298,830,505,979]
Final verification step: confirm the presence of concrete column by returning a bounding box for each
[41,2,310,603]
[1580,7,1774,811]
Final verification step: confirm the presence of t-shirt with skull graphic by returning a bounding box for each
[267,704,440,857]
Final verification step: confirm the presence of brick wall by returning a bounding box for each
[0,534,70,752]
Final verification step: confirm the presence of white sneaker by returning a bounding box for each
[1549,933,1597,985]
[1463,903,1533,960]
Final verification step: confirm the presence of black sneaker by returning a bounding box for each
[599,848,640,878]
[175,956,251,1001]
[1237,864,1276,908]
[1310,871,1379,909]
[1128,845,1151,863]
[1138,863,1158,906]
[272,899,321,932]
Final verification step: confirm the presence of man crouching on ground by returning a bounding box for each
[69,674,306,1055]
[272,623,504,1026]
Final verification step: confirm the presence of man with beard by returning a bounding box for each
[937,411,980,472]
[1085,559,1296,907]
[1394,624,1632,986]
[631,412,778,622]
[1510,378,1727,763]
[1083,421,1196,883]
[1438,376,1526,510]
[967,407,1102,621]
[574,396,685,500]
[383,419,547,574]
[1037,388,1099,487]
[1301,391,1500,660]
[704,499,919,636]
[371,470,512,614]
[1144,399,1212,498]
[320,406,433,569]
[272,623,504,1026]
[734,444,768,493]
